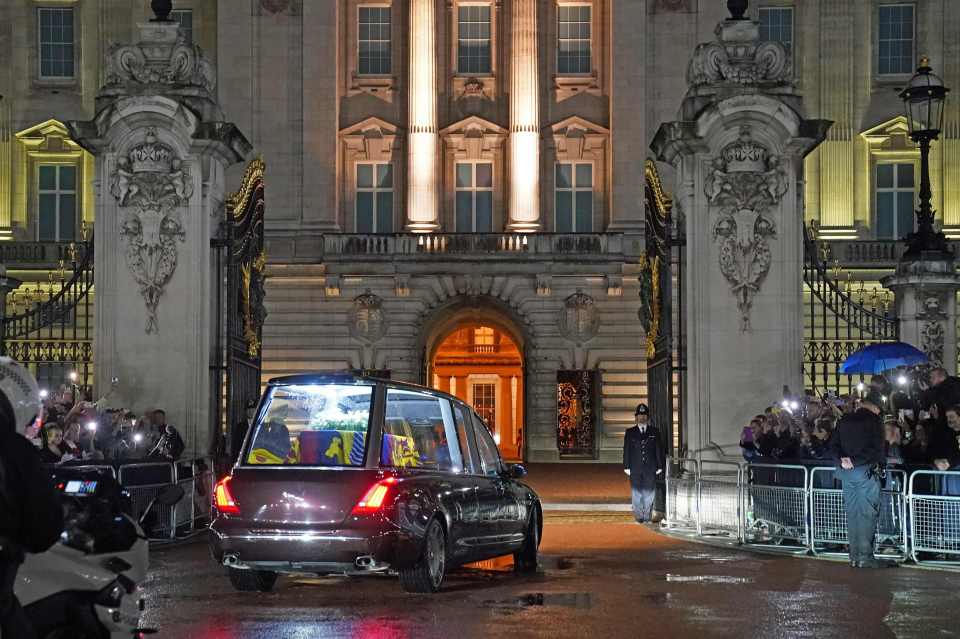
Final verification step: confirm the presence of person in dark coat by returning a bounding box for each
[623,403,666,523]
[920,367,960,428]
[830,392,894,569]
[0,359,64,639]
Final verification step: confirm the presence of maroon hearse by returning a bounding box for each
[209,374,541,593]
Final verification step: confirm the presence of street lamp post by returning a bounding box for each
[900,56,951,260]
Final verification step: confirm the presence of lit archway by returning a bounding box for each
[428,312,524,461]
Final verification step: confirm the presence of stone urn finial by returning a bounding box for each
[728,0,748,20]
[150,0,173,22]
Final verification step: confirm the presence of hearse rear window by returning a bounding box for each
[246,384,373,466]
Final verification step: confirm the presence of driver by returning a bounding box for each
[0,358,64,639]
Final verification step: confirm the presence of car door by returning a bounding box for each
[449,401,484,559]
[470,411,525,554]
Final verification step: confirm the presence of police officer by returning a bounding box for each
[623,403,666,523]
[829,391,895,569]
[0,358,64,638]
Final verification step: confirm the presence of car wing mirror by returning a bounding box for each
[505,463,527,479]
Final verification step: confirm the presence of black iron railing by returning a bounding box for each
[1,239,95,392]
[802,227,899,395]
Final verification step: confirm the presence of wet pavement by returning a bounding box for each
[142,513,959,639]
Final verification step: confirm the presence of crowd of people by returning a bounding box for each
[740,367,960,477]
[29,387,185,465]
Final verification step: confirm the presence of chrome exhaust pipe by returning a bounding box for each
[355,555,375,569]
[223,553,240,567]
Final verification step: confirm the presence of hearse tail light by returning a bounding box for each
[351,476,398,516]
[214,476,241,516]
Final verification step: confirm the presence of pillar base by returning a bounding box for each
[506,221,542,233]
[405,221,441,233]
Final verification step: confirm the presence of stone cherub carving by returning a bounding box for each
[706,126,790,331]
[109,127,193,333]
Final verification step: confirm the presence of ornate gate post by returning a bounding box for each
[651,2,830,458]
[68,15,251,455]
[883,259,960,374]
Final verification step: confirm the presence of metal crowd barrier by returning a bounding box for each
[809,467,908,560]
[697,460,742,539]
[117,458,214,542]
[664,458,698,532]
[743,464,809,550]
[909,470,960,565]
[662,459,959,567]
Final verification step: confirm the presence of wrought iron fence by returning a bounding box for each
[802,227,899,396]
[1,238,94,391]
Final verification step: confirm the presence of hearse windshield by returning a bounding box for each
[245,383,374,467]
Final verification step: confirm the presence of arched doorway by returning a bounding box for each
[426,309,525,461]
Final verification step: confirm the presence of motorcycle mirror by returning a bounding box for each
[155,484,185,507]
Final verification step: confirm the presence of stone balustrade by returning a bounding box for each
[0,241,89,268]
[321,232,625,259]
[820,239,959,267]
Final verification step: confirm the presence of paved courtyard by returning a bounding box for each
[142,513,958,639]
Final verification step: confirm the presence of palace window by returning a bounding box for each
[458,5,492,74]
[455,162,493,232]
[171,9,193,45]
[38,164,77,241]
[358,6,392,75]
[875,162,915,240]
[356,162,393,233]
[555,162,593,233]
[758,7,794,53]
[557,5,591,75]
[473,326,495,353]
[38,7,75,79]
[878,4,914,75]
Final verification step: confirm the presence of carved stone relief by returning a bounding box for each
[349,290,387,343]
[559,290,599,344]
[258,0,301,16]
[105,32,216,93]
[705,126,789,331]
[650,0,695,13]
[110,127,193,334]
[922,321,945,367]
[687,38,791,87]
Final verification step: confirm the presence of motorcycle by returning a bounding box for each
[15,466,182,638]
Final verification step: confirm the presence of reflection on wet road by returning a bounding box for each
[142,516,959,639]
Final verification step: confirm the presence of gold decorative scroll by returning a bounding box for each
[639,253,662,360]
[240,251,267,358]
[644,159,673,222]
[226,157,265,219]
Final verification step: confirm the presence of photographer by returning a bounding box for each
[920,367,960,429]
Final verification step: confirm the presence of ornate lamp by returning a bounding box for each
[899,56,951,258]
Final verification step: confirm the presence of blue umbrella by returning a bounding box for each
[840,342,929,375]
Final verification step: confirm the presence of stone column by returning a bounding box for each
[883,257,960,375]
[652,13,829,458]
[69,21,250,456]
[507,0,540,232]
[0,265,21,325]
[406,0,440,232]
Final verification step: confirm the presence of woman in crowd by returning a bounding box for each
[740,418,761,461]
[884,417,904,467]
[38,424,65,464]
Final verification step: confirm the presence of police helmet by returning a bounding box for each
[0,357,43,435]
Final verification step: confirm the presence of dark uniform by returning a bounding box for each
[829,401,887,568]
[0,427,64,638]
[623,404,666,523]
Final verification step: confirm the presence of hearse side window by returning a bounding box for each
[381,388,458,471]
[471,412,502,477]
[453,402,479,474]
[245,383,373,466]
